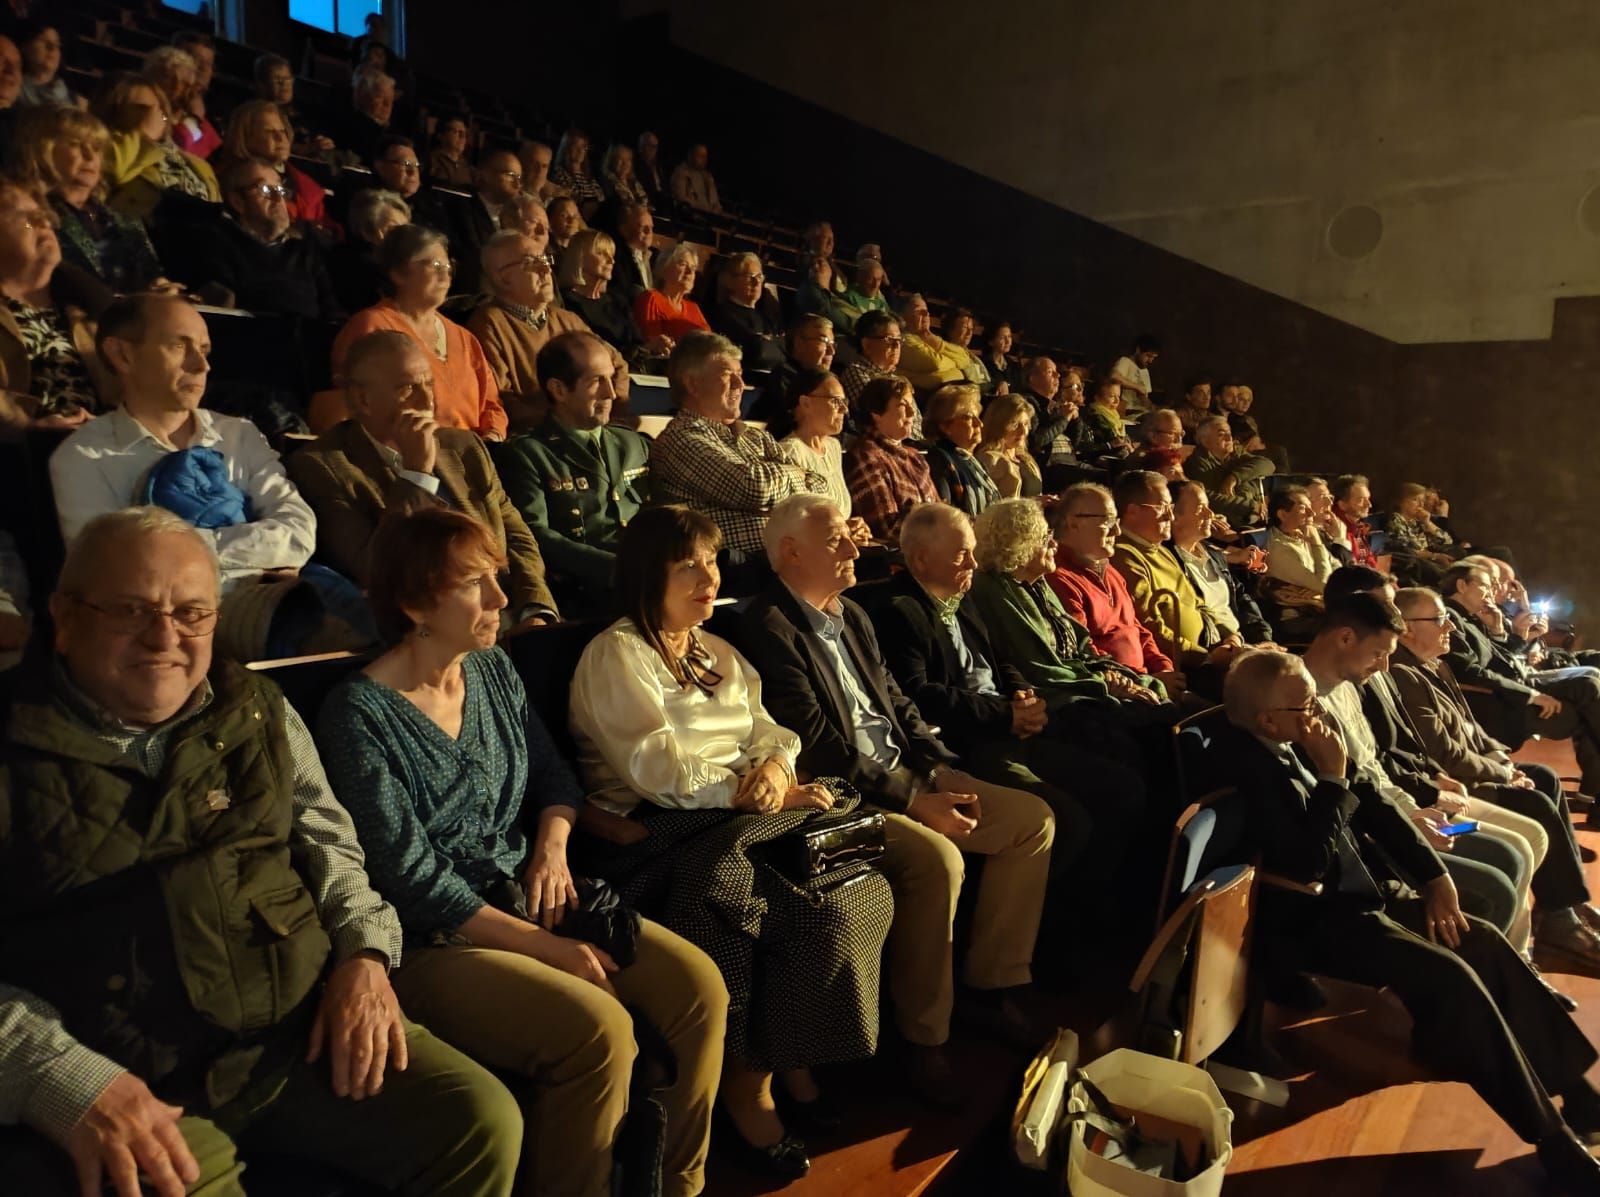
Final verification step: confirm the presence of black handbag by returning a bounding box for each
[764,806,886,886]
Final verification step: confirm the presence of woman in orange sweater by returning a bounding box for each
[633,241,710,343]
[331,224,507,440]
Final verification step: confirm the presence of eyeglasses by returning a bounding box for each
[242,183,289,200]
[411,257,454,275]
[495,254,548,273]
[800,336,836,349]
[868,335,904,347]
[493,169,523,182]
[804,392,848,410]
[1405,615,1450,624]
[1270,703,1318,714]
[1129,501,1175,518]
[73,597,219,637]
[1067,513,1119,531]
[383,158,421,172]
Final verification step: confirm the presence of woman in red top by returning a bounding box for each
[219,100,336,236]
[843,376,939,543]
[634,242,710,343]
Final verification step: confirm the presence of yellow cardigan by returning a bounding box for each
[105,131,220,223]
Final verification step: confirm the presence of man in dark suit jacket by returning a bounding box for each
[286,330,556,624]
[1220,648,1600,1192]
[871,503,1144,894]
[610,201,655,300]
[446,149,526,294]
[738,494,1054,1108]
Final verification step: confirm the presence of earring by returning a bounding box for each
[417,624,430,639]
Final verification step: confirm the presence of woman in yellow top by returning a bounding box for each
[896,291,973,391]
[90,72,218,222]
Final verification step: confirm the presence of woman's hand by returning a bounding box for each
[780,783,835,812]
[734,758,791,813]
[523,838,578,929]
[529,932,618,994]
[29,407,92,431]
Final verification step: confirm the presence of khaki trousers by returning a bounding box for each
[877,767,1055,1046]
[1462,795,1546,951]
[394,919,729,1197]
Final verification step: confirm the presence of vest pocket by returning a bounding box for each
[248,887,330,1027]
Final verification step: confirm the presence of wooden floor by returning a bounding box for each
[706,736,1597,1196]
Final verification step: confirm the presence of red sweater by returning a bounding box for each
[1047,553,1174,674]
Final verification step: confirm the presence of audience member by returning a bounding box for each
[610,200,654,297]
[316,506,720,1197]
[1332,472,1379,565]
[636,130,666,205]
[370,133,423,206]
[790,255,845,330]
[1306,475,1355,564]
[980,320,1022,395]
[0,507,523,1195]
[571,505,895,1179]
[559,227,670,361]
[772,366,864,536]
[635,242,710,343]
[329,187,409,312]
[426,114,473,187]
[218,99,332,231]
[550,129,605,217]
[91,72,219,220]
[1168,479,1276,647]
[332,223,506,440]
[168,32,219,160]
[1073,377,1133,461]
[740,494,1054,1107]
[497,192,550,250]
[1264,484,1336,606]
[1189,414,1273,528]
[1015,354,1092,488]
[495,331,650,611]
[549,192,587,255]
[140,46,205,155]
[1387,481,1458,568]
[897,293,968,391]
[1047,484,1180,692]
[468,230,628,430]
[600,142,650,207]
[1216,648,1600,1193]
[0,174,113,434]
[923,382,1000,517]
[0,35,19,128]
[1173,376,1213,437]
[653,332,825,570]
[1107,334,1159,419]
[838,254,890,327]
[710,252,784,371]
[976,392,1044,498]
[14,20,79,109]
[844,375,939,542]
[672,142,723,213]
[1127,407,1189,479]
[939,309,986,386]
[517,137,559,204]
[337,68,395,162]
[839,308,901,407]
[446,148,524,293]
[758,311,835,415]
[179,156,340,319]
[288,329,555,626]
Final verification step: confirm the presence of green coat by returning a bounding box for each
[967,570,1159,711]
[1190,448,1275,529]
[0,662,331,1110]
[494,419,651,609]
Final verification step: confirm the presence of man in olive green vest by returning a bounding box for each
[495,330,650,613]
[0,508,521,1196]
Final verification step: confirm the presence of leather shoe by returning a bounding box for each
[1564,1081,1600,1146]
[1575,904,1600,935]
[1537,1126,1600,1194]
[956,987,1049,1051]
[713,1109,810,1181]
[774,1084,843,1133]
[1538,913,1600,971]
[904,1044,965,1113]
[1526,953,1579,1012]
[1263,969,1329,1012]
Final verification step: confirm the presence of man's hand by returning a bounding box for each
[1205,640,1243,667]
[780,782,835,811]
[1010,690,1048,737]
[523,837,578,930]
[1434,773,1467,798]
[1511,610,1538,640]
[30,407,92,431]
[1154,669,1187,695]
[909,789,981,839]
[307,952,408,1101]
[505,614,550,636]
[1295,711,1347,779]
[1508,767,1536,789]
[1413,808,1456,852]
[1530,692,1563,720]
[644,333,675,356]
[1108,672,1161,704]
[846,516,873,546]
[1478,605,1506,636]
[733,757,790,814]
[393,408,438,475]
[56,1072,199,1197]
[1421,874,1470,949]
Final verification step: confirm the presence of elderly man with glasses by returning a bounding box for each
[467,230,628,431]
[178,156,341,320]
[0,507,524,1197]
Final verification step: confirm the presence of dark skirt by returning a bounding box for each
[580,789,893,1072]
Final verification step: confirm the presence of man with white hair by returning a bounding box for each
[339,69,395,162]
[1188,414,1273,529]
[739,495,1054,1110]
[0,508,522,1195]
[1218,647,1600,1193]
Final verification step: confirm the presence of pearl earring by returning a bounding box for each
[417,624,430,639]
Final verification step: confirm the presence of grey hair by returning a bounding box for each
[1223,648,1311,730]
[1394,586,1444,619]
[58,507,218,597]
[666,330,740,404]
[923,382,981,430]
[1138,408,1181,442]
[352,69,395,100]
[973,498,1050,575]
[1196,414,1230,437]
[716,251,763,301]
[653,240,701,282]
[899,502,969,564]
[143,45,197,81]
[346,188,410,243]
[762,494,842,571]
[480,227,535,284]
[1051,483,1115,533]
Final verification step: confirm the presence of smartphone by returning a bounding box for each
[1439,820,1480,837]
[1534,599,1552,617]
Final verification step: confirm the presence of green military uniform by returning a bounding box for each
[494,419,651,612]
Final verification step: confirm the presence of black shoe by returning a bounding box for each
[956,986,1049,1051]
[1565,1081,1600,1146]
[1537,1126,1600,1194]
[1526,952,1580,1012]
[904,1044,965,1113]
[1263,970,1329,1013]
[713,1109,810,1181]
[773,1083,843,1133]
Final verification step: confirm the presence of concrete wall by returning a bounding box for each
[659,0,1600,345]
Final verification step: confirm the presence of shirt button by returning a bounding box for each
[211,739,225,751]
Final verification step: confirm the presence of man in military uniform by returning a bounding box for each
[494,331,649,614]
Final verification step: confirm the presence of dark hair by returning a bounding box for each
[343,329,415,388]
[94,292,187,358]
[615,505,724,687]
[1134,334,1161,353]
[1439,562,1488,600]
[1267,484,1310,527]
[854,309,899,343]
[10,20,57,49]
[1319,590,1406,640]
[1169,477,1205,506]
[376,222,447,291]
[252,52,290,88]
[535,330,605,396]
[1185,375,1214,394]
[172,30,214,53]
[856,374,913,421]
[1332,473,1369,503]
[1090,375,1120,401]
[1112,469,1169,515]
[370,132,415,168]
[367,508,507,646]
[768,366,835,439]
[1324,564,1395,607]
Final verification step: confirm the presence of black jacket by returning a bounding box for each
[1443,600,1538,703]
[871,571,1027,755]
[611,240,652,299]
[709,297,786,373]
[178,217,341,321]
[1171,541,1273,644]
[446,193,497,294]
[737,583,958,813]
[1359,671,1443,808]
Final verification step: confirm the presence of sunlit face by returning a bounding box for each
[862,322,902,370]
[1401,597,1453,661]
[409,548,507,652]
[1197,422,1234,458]
[548,340,617,429]
[939,402,983,452]
[1307,480,1333,516]
[1276,492,1312,535]
[349,343,434,443]
[781,505,859,596]
[1058,497,1119,562]
[51,530,216,727]
[1171,484,1214,542]
[660,539,721,632]
[1453,569,1492,615]
[912,518,977,599]
[1120,485,1174,543]
[375,143,421,198]
[683,353,744,423]
[794,375,847,438]
[1094,382,1122,412]
[1255,669,1316,743]
[872,390,918,442]
[1020,525,1058,578]
[50,134,104,197]
[661,252,696,294]
[245,108,292,164]
[105,299,211,416]
[1339,628,1398,685]
[581,239,614,283]
[549,198,582,241]
[791,322,835,370]
[1338,483,1372,519]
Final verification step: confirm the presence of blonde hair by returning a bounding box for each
[219,99,288,165]
[91,72,172,138]
[978,392,1038,467]
[7,106,111,198]
[558,228,614,290]
[973,498,1049,574]
[924,382,981,431]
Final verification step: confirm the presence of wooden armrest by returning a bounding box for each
[1457,683,1494,695]
[576,803,648,846]
[1259,871,1324,896]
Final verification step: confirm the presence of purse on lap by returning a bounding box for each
[761,779,886,888]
